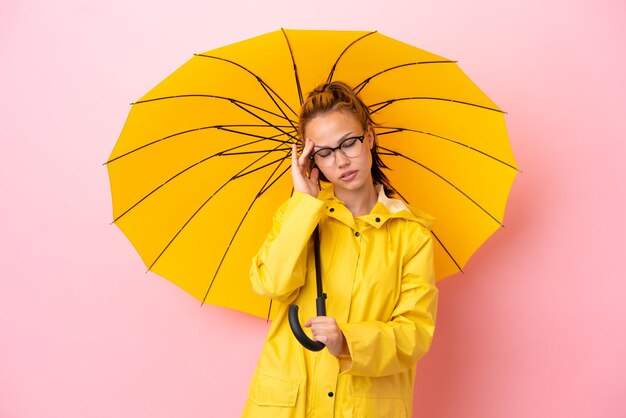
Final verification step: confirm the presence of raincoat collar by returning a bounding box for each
[318,184,435,230]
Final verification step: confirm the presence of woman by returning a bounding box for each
[242,81,438,417]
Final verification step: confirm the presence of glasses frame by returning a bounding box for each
[308,135,366,167]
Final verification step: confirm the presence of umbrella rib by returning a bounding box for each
[230,101,298,142]
[353,60,456,94]
[326,31,378,83]
[388,187,462,272]
[219,148,291,157]
[133,94,293,122]
[127,96,298,155]
[106,125,291,165]
[258,164,291,198]
[370,97,505,114]
[267,300,273,322]
[147,141,288,273]
[378,127,519,171]
[112,138,286,223]
[232,155,290,180]
[431,230,463,274]
[195,53,299,119]
[379,145,503,225]
[256,73,299,133]
[218,127,294,145]
[281,28,303,106]
[201,152,290,305]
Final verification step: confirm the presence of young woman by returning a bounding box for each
[242,81,438,417]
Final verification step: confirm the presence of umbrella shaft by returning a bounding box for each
[313,227,324,299]
[316,294,327,316]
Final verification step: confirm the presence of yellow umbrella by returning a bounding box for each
[107,29,518,319]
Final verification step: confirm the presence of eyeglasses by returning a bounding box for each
[308,135,365,167]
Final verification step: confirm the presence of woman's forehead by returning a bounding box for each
[305,111,362,145]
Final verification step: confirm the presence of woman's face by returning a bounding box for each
[304,110,374,195]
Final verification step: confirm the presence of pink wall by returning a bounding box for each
[1,0,624,417]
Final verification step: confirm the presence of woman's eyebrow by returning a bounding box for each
[313,132,355,149]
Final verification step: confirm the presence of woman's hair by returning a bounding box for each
[298,81,394,196]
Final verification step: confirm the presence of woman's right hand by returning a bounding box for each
[291,140,320,197]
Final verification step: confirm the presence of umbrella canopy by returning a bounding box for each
[107,29,518,319]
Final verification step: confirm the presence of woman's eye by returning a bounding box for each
[341,137,358,149]
[316,149,332,158]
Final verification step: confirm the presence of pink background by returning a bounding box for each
[1,0,624,417]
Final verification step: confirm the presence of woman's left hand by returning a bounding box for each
[304,316,349,357]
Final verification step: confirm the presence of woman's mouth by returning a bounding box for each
[340,170,357,181]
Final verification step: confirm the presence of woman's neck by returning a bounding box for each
[335,183,378,217]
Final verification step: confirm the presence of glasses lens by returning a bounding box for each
[313,152,334,167]
[341,136,363,158]
[312,136,365,167]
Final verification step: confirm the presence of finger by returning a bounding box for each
[309,316,335,323]
[309,166,319,183]
[297,142,308,167]
[291,143,298,169]
[306,316,324,326]
[299,140,314,166]
[314,326,335,335]
[292,143,307,180]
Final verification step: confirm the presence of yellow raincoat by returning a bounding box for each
[242,185,438,418]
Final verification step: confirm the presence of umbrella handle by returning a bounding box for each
[288,303,325,352]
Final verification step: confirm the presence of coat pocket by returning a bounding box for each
[352,394,407,418]
[248,371,300,407]
[350,374,409,418]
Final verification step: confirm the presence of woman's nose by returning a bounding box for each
[334,149,350,167]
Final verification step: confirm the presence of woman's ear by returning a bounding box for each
[366,127,375,150]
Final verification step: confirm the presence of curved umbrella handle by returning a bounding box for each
[288,304,325,352]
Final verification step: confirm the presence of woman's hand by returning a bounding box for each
[304,316,349,357]
[291,141,319,197]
